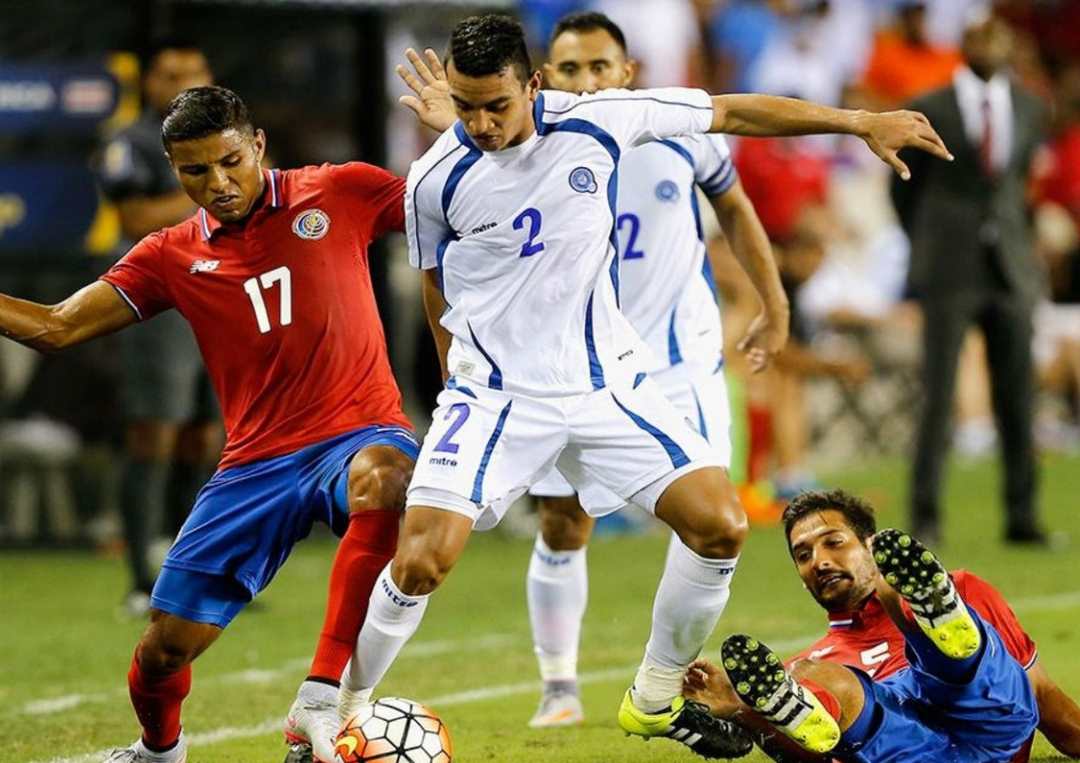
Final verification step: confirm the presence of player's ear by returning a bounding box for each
[252,128,267,164]
[624,57,639,88]
[527,69,542,99]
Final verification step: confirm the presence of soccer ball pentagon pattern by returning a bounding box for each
[335,697,453,763]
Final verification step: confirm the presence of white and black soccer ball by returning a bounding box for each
[335,697,452,763]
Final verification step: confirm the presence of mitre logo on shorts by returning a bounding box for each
[292,208,330,240]
[568,166,598,194]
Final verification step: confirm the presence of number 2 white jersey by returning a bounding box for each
[615,135,736,375]
[406,87,714,397]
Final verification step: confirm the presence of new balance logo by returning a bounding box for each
[382,578,418,607]
[190,259,220,274]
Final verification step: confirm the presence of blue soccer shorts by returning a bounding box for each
[835,608,1039,763]
[151,425,418,628]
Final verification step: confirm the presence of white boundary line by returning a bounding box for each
[24,591,1080,763]
[18,634,514,718]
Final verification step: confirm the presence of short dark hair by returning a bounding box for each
[140,35,204,75]
[782,489,878,553]
[448,14,532,83]
[161,85,253,151]
[550,12,628,55]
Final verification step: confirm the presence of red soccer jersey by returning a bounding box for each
[788,571,1039,762]
[102,163,412,470]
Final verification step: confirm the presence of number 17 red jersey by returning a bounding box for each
[101,163,412,470]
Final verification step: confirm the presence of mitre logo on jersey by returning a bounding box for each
[568,166,598,194]
[656,180,680,203]
[189,259,220,274]
[292,208,330,240]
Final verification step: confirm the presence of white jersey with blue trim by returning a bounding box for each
[615,134,736,375]
[406,87,714,397]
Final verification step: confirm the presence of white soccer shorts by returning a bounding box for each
[407,373,723,530]
[530,362,732,499]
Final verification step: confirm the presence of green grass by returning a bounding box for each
[4,454,1079,762]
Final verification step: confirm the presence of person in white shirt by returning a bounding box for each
[342,13,951,758]
[513,11,787,729]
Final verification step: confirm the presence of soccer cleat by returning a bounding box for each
[872,528,981,660]
[102,736,187,762]
[617,689,754,759]
[284,693,339,763]
[528,689,585,728]
[721,634,841,755]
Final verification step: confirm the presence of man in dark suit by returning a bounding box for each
[891,11,1047,544]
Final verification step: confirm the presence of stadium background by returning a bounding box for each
[2,0,1079,760]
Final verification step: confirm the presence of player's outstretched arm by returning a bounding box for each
[397,48,456,134]
[710,94,953,180]
[0,281,137,353]
[710,179,788,373]
[1028,661,1080,758]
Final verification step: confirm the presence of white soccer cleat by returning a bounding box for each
[528,690,585,728]
[284,689,340,763]
[103,735,187,762]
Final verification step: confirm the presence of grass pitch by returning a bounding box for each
[4,454,1079,762]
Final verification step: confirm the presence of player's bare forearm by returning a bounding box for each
[0,281,136,353]
[711,182,788,326]
[116,190,197,240]
[709,94,952,180]
[1030,663,1080,757]
[421,270,452,381]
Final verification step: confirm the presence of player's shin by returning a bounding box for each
[339,562,429,721]
[527,535,588,727]
[528,535,587,684]
[128,649,191,751]
[309,508,400,683]
[633,535,738,712]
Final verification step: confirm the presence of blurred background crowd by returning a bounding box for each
[1,0,1077,610]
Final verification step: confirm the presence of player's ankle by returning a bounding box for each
[630,660,686,714]
[339,685,374,722]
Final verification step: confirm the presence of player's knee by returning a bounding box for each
[137,631,197,675]
[348,447,414,513]
[679,490,748,559]
[393,548,452,596]
[538,497,593,550]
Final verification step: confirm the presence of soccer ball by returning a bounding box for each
[335,697,453,762]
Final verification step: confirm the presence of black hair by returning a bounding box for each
[550,11,628,55]
[140,35,204,75]
[161,85,253,151]
[782,489,878,554]
[448,14,532,83]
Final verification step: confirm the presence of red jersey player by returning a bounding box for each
[0,86,413,763]
[685,490,1080,762]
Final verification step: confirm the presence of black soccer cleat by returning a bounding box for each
[872,528,981,659]
[721,634,840,755]
[618,689,754,759]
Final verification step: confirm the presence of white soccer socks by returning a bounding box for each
[633,535,738,713]
[527,536,588,684]
[340,563,429,721]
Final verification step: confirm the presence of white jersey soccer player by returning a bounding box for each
[403,88,725,526]
[344,15,952,757]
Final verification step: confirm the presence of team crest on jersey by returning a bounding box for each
[568,166,598,194]
[292,208,330,240]
[655,180,680,203]
[189,259,220,274]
